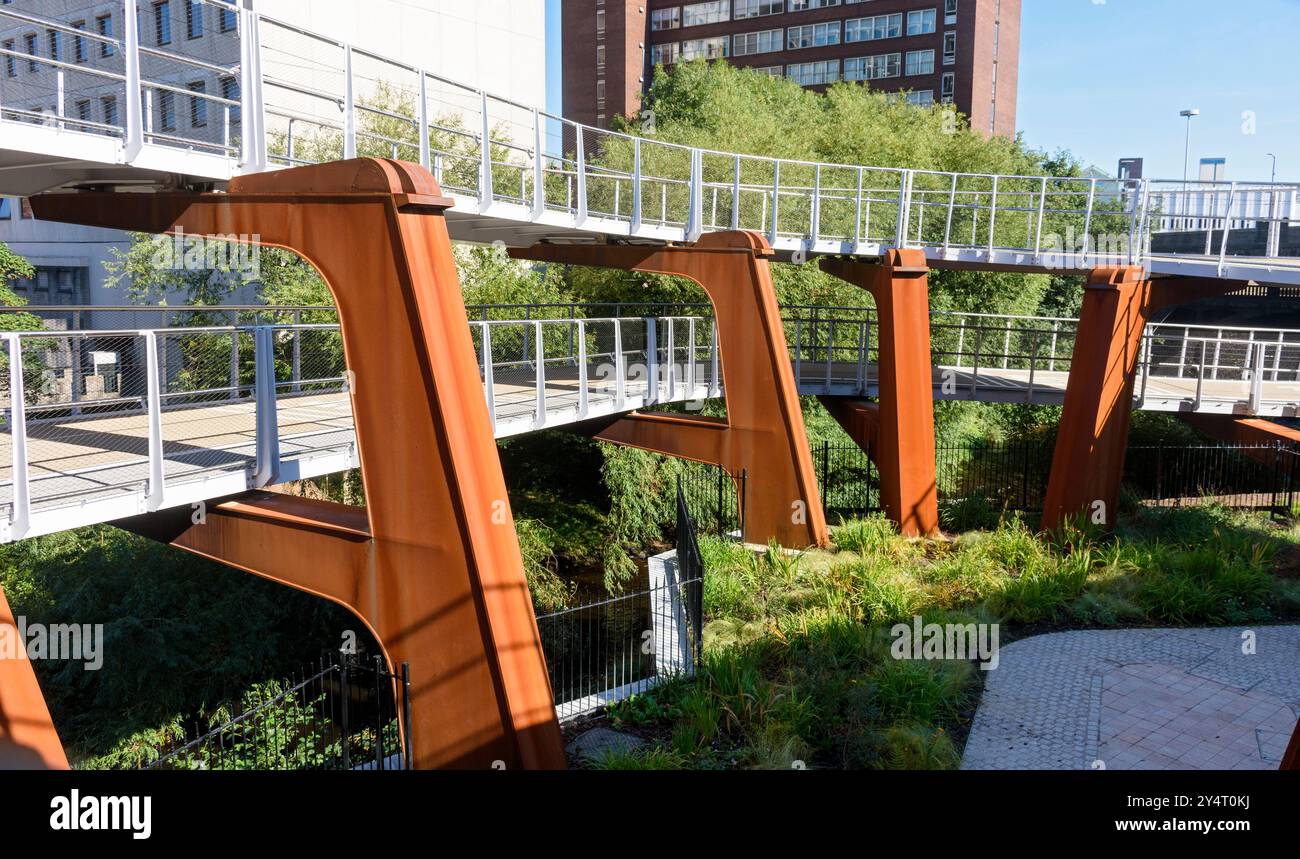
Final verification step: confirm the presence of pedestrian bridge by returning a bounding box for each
[1,2,1298,286]
[3,303,1298,543]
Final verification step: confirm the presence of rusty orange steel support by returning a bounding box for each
[0,584,69,769]
[820,251,939,537]
[29,159,565,769]
[1284,719,1300,770]
[1040,269,1237,532]
[511,233,828,548]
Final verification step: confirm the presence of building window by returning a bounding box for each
[650,7,680,30]
[595,44,605,69]
[651,42,680,66]
[102,95,118,125]
[158,90,175,130]
[11,267,88,305]
[682,1,729,27]
[680,36,729,60]
[845,14,902,43]
[154,2,171,46]
[72,21,87,62]
[941,72,955,103]
[906,90,935,106]
[752,65,784,76]
[844,52,901,81]
[733,28,783,56]
[787,59,838,86]
[907,9,937,36]
[23,33,37,73]
[2,40,14,78]
[96,15,114,57]
[220,6,238,33]
[733,0,783,19]
[945,0,958,24]
[905,49,935,76]
[788,22,840,50]
[0,198,10,220]
[596,10,605,34]
[74,99,91,125]
[789,0,840,10]
[943,31,956,64]
[188,80,206,127]
[186,1,203,39]
[47,29,61,63]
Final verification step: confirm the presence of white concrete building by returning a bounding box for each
[0,0,548,314]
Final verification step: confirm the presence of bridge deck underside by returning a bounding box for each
[1,359,1294,541]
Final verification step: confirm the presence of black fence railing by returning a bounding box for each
[144,655,410,771]
[808,438,1300,523]
[535,478,706,719]
[678,461,746,538]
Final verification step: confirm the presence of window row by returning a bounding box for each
[651,2,949,30]
[1,3,237,78]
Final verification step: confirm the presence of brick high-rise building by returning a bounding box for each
[562,0,1020,137]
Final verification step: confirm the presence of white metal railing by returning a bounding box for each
[2,4,1298,281]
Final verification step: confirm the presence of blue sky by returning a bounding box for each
[545,0,1298,182]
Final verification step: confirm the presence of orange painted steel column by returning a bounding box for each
[32,159,565,769]
[1180,415,1300,469]
[821,251,939,537]
[1284,718,1300,770]
[0,584,69,769]
[1041,267,1152,532]
[512,233,828,548]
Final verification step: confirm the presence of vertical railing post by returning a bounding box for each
[853,166,864,247]
[479,91,494,211]
[575,127,588,226]
[343,45,357,159]
[533,320,546,428]
[253,326,280,487]
[810,163,822,245]
[1250,340,1265,414]
[123,0,143,160]
[687,148,704,242]
[630,137,643,232]
[228,311,240,400]
[417,72,431,170]
[143,330,165,510]
[943,172,958,250]
[986,175,999,253]
[480,322,496,433]
[730,155,741,231]
[708,319,720,398]
[577,319,588,418]
[239,3,268,171]
[1033,176,1048,258]
[614,318,626,408]
[1217,182,1239,276]
[6,335,30,538]
[291,310,302,393]
[895,170,912,248]
[769,160,781,245]
[645,317,658,404]
[530,108,544,215]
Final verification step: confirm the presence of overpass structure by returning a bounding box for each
[3,305,1299,544]
[1,1,1298,772]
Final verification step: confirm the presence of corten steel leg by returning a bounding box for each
[0,584,69,769]
[31,159,565,770]
[511,232,828,548]
[820,251,939,537]
[1040,269,1239,532]
[1179,415,1300,468]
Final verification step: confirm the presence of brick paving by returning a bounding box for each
[960,625,1300,770]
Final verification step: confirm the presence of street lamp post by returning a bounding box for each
[1266,152,1278,185]
[1179,108,1200,227]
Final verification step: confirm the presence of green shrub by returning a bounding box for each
[871,724,962,770]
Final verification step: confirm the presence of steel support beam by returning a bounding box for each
[512,232,829,549]
[1040,268,1236,532]
[0,583,68,769]
[820,250,939,537]
[31,159,565,770]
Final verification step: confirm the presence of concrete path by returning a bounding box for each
[961,625,1300,770]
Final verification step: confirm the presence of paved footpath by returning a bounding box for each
[961,625,1300,770]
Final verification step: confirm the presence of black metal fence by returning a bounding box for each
[678,461,746,538]
[808,438,1300,523]
[144,654,411,771]
[535,478,705,720]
